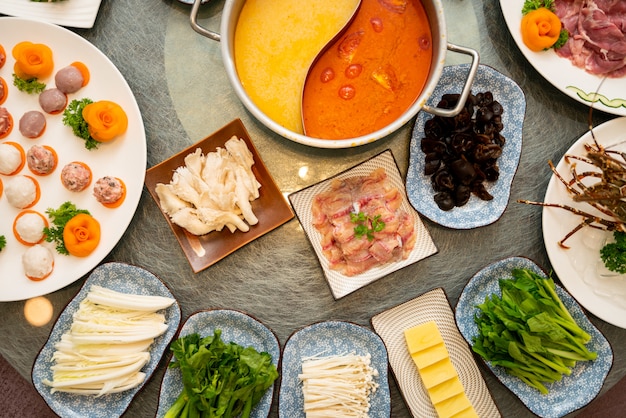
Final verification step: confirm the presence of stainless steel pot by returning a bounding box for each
[190,0,479,149]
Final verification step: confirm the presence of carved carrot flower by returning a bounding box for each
[82,100,128,142]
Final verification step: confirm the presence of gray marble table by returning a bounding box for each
[0,0,622,417]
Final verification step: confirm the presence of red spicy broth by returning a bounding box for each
[302,0,433,140]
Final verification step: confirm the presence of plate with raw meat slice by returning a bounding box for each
[500,0,626,116]
[288,150,437,299]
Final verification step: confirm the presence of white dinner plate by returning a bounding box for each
[0,17,146,301]
[0,0,102,29]
[499,0,626,116]
[542,117,626,329]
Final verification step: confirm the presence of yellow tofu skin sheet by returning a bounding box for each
[404,321,479,418]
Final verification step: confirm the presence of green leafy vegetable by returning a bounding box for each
[43,202,91,255]
[62,98,100,150]
[522,0,555,14]
[12,74,46,94]
[165,330,279,418]
[350,211,385,241]
[472,268,596,395]
[0,235,6,252]
[600,231,626,274]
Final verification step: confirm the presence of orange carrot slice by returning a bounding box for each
[0,44,5,69]
[102,177,127,208]
[22,175,41,209]
[13,210,48,246]
[1,142,26,175]
[0,109,13,139]
[28,145,58,176]
[71,61,90,87]
[0,77,7,105]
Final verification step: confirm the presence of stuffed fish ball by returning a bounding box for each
[13,210,47,245]
[22,244,54,281]
[0,142,24,175]
[4,175,40,209]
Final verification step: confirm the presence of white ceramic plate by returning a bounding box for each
[32,262,182,418]
[371,287,501,418]
[0,0,102,29]
[407,64,525,229]
[0,17,146,301]
[288,149,437,299]
[499,0,626,116]
[542,117,626,329]
[156,309,280,418]
[278,320,391,418]
[455,257,613,418]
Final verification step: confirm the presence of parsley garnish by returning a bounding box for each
[600,231,626,274]
[62,98,100,150]
[44,202,90,255]
[0,235,6,252]
[522,0,555,14]
[12,74,46,94]
[350,211,385,241]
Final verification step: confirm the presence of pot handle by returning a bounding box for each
[422,43,480,118]
[190,0,221,42]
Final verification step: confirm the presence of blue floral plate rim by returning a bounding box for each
[155,308,280,418]
[278,320,391,418]
[454,256,613,418]
[31,262,181,418]
[406,63,525,229]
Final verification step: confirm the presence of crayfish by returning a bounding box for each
[519,109,626,248]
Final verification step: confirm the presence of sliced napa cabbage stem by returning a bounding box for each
[298,352,379,417]
[42,285,175,396]
[85,285,176,311]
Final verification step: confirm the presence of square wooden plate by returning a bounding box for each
[145,119,294,272]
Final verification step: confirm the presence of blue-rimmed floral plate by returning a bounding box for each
[455,256,613,418]
[278,320,390,418]
[155,309,280,418]
[32,262,181,418]
[406,64,525,229]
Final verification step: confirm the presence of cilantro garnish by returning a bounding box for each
[12,74,46,94]
[522,0,555,14]
[62,98,100,150]
[350,211,385,241]
[44,202,90,255]
[600,231,626,274]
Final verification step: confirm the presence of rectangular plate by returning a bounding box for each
[0,0,103,29]
[145,119,294,273]
[371,287,501,418]
[288,149,437,299]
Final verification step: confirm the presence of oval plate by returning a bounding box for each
[156,309,280,418]
[371,287,500,418]
[32,263,181,418]
[406,64,525,229]
[455,256,613,418]
[278,320,391,418]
